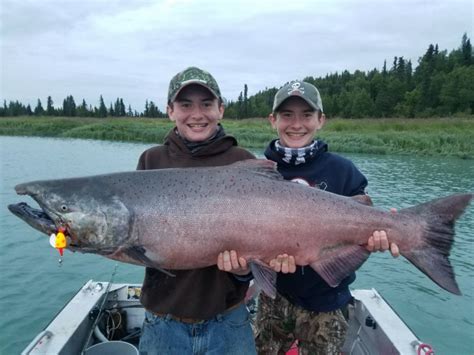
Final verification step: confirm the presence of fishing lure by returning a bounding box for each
[49,228,67,265]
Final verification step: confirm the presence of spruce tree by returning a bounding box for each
[98,95,107,118]
[120,99,126,116]
[244,84,248,118]
[461,33,472,66]
[34,99,44,115]
[46,96,55,116]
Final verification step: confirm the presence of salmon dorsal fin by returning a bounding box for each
[351,194,373,206]
[230,159,283,180]
[310,246,370,287]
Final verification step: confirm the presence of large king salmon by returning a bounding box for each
[8,159,472,296]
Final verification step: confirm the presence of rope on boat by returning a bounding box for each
[417,342,435,355]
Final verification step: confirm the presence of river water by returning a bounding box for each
[0,136,473,354]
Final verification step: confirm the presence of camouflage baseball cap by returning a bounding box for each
[168,66,222,103]
[272,80,324,113]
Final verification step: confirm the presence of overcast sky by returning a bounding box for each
[1,0,472,111]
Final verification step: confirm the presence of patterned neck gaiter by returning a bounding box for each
[274,140,321,165]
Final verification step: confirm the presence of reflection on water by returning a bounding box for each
[1,136,473,354]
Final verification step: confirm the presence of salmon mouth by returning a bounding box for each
[8,202,58,235]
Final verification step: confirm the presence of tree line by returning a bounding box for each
[0,95,166,118]
[226,33,473,118]
[1,34,472,119]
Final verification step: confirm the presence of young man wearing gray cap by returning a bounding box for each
[136,67,256,355]
[254,80,399,354]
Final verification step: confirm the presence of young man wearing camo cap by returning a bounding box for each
[137,67,256,354]
[254,80,399,354]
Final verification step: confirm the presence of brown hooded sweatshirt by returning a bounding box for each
[136,127,256,319]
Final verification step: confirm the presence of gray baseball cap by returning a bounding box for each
[168,66,222,103]
[272,80,324,112]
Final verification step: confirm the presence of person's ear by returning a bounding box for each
[218,103,224,120]
[318,112,326,128]
[268,113,277,129]
[167,104,175,121]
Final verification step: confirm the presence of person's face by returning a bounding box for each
[269,96,325,148]
[167,84,224,142]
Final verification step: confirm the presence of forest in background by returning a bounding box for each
[1,34,472,119]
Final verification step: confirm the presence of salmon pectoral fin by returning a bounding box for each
[400,193,472,295]
[249,260,277,299]
[311,246,370,287]
[123,246,176,277]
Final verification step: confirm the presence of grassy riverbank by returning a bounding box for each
[1,116,473,158]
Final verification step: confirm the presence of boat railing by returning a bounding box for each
[21,330,53,355]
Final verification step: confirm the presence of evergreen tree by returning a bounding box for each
[62,95,76,116]
[416,44,437,109]
[113,98,126,117]
[0,100,7,116]
[77,99,89,117]
[8,101,28,116]
[34,99,44,115]
[461,33,472,66]
[119,99,126,116]
[406,60,414,90]
[114,98,120,117]
[149,101,156,117]
[144,100,149,117]
[109,103,115,117]
[243,84,249,118]
[46,96,55,116]
[145,101,164,117]
[98,95,107,118]
[237,92,244,119]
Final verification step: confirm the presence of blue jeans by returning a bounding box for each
[139,303,256,355]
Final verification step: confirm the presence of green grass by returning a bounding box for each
[1,116,473,159]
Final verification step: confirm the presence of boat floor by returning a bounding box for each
[22,281,427,355]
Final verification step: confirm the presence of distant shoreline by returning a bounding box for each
[1,116,473,159]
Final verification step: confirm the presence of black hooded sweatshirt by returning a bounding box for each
[265,139,368,312]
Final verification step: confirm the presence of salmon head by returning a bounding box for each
[8,175,132,253]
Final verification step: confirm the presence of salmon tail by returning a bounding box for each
[401,193,472,295]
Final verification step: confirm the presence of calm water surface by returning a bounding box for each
[1,136,473,354]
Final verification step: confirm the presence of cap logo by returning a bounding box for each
[288,81,305,95]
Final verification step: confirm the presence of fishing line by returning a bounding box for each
[81,264,119,354]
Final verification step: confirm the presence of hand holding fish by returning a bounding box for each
[366,208,400,257]
[217,250,250,276]
[269,254,296,274]
[366,230,400,257]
